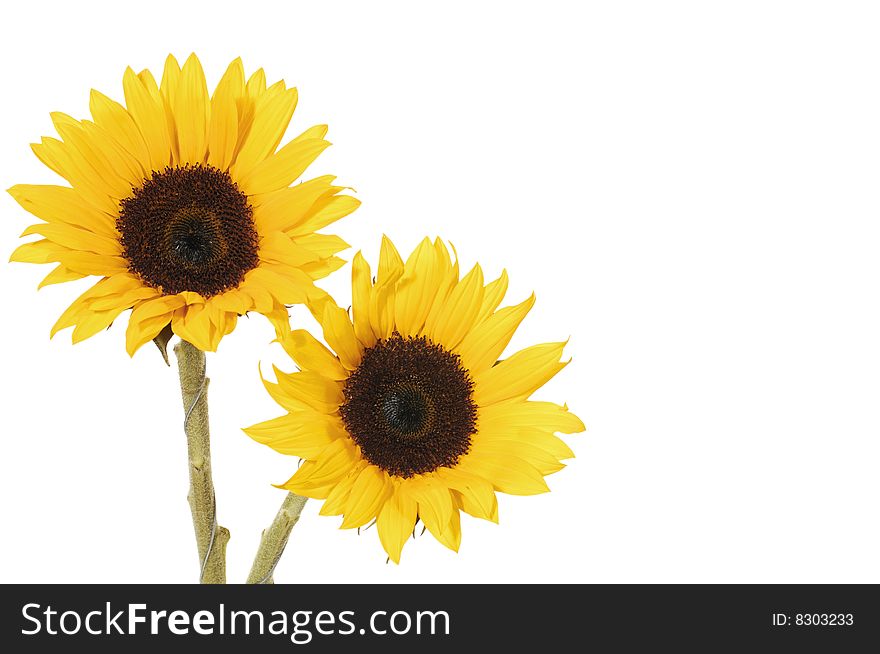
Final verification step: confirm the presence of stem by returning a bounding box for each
[175,340,230,584]
[247,493,308,584]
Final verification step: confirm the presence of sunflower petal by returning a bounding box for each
[475,270,509,324]
[243,411,346,458]
[408,476,454,539]
[89,89,151,167]
[122,66,171,171]
[351,251,376,348]
[320,462,368,516]
[458,453,550,495]
[279,329,348,380]
[274,369,344,413]
[207,58,245,170]
[232,86,298,176]
[425,263,484,349]
[8,184,117,238]
[456,293,536,374]
[125,295,185,355]
[436,467,498,523]
[21,223,120,256]
[340,466,393,529]
[474,341,569,406]
[38,265,86,288]
[376,484,418,564]
[321,303,362,370]
[172,54,210,164]
[287,194,360,237]
[239,138,330,196]
[281,439,357,496]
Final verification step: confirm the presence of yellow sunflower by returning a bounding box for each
[8,54,358,354]
[245,236,584,563]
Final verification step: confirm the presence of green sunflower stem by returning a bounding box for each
[175,339,230,584]
[247,492,308,584]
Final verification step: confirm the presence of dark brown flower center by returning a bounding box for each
[340,334,478,477]
[117,165,259,297]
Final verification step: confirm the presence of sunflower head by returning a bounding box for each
[245,236,585,563]
[9,54,359,354]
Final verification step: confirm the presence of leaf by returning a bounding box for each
[152,322,174,366]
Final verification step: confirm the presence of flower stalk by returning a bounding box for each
[175,340,230,584]
[247,492,308,584]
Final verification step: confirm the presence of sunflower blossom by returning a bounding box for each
[9,54,358,353]
[245,236,584,563]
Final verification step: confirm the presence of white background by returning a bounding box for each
[1,0,878,584]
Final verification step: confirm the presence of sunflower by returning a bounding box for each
[8,54,358,354]
[245,236,584,563]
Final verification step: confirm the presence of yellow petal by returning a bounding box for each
[292,233,349,259]
[275,369,344,413]
[279,329,348,380]
[376,484,418,564]
[90,287,158,312]
[340,466,393,529]
[9,239,68,264]
[31,138,118,215]
[172,53,210,164]
[408,476,454,539]
[456,293,536,374]
[89,89,151,168]
[432,507,462,553]
[369,279,398,341]
[79,120,145,188]
[393,237,445,336]
[51,116,135,199]
[122,67,171,171]
[351,251,376,348]
[232,87,298,177]
[479,400,585,436]
[319,462,368,516]
[457,452,550,495]
[159,54,181,105]
[207,58,245,170]
[125,295,185,355]
[38,265,85,288]
[281,438,357,496]
[424,263,484,350]
[69,285,145,343]
[170,302,216,352]
[286,194,360,236]
[243,411,346,458]
[243,265,322,306]
[474,341,569,406]
[21,223,120,256]
[246,68,266,96]
[452,489,498,524]
[321,303,362,370]
[367,236,404,340]
[475,270,509,325]
[238,138,330,196]
[436,467,498,523]
[8,184,117,238]
[210,288,252,314]
[421,240,459,335]
[377,234,403,285]
[67,309,120,343]
[250,174,339,231]
[258,231,321,267]
[50,277,127,337]
[58,251,128,276]
[471,439,566,475]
